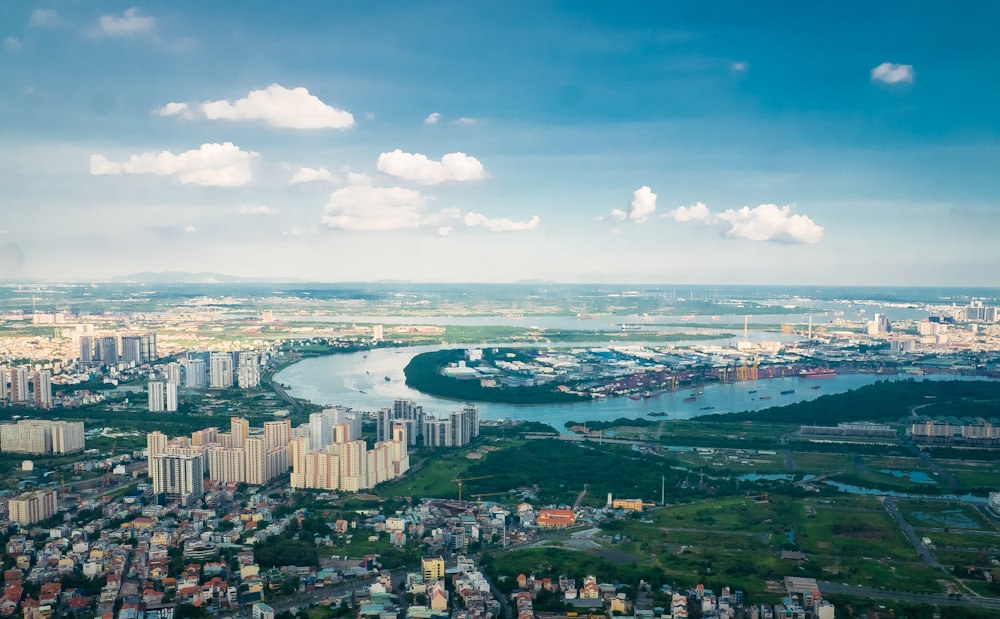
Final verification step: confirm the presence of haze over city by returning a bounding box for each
[2,2,999,284]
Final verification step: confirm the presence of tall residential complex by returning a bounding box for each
[210,352,233,389]
[97,336,118,367]
[236,352,261,388]
[0,420,85,455]
[423,405,480,448]
[33,370,52,409]
[290,422,409,492]
[148,381,178,412]
[9,367,29,404]
[377,399,425,446]
[150,452,204,505]
[7,489,58,525]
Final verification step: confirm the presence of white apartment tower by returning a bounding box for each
[33,370,52,409]
[209,353,233,389]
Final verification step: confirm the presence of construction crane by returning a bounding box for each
[103,438,118,487]
[451,475,493,501]
[470,492,507,501]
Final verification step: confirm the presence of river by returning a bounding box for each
[274,344,974,431]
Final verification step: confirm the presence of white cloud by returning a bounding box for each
[731,61,747,72]
[716,204,823,243]
[871,62,914,84]
[89,142,258,187]
[156,102,191,117]
[377,149,485,185]
[424,112,441,125]
[453,117,478,125]
[345,171,372,186]
[30,9,60,27]
[199,84,354,129]
[364,112,375,120]
[464,212,540,232]
[437,226,453,237]
[422,207,462,226]
[4,37,21,51]
[666,202,822,244]
[627,186,656,222]
[96,8,155,37]
[603,186,656,223]
[183,225,197,233]
[289,166,332,185]
[666,201,714,224]
[239,205,272,215]
[322,185,429,231]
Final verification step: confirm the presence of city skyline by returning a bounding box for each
[2,2,999,285]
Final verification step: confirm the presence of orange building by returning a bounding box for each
[536,509,576,528]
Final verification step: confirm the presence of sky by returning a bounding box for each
[1,1,999,286]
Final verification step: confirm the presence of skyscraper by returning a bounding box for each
[210,352,233,389]
[231,417,249,448]
[79,335,94,363]
[263,419,291,450]
[97,336,118,367]
[32,370,52,409]
[150,452,204,503]
[148,381,166,412]
[9,367,29,404]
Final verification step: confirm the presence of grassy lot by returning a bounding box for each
[919,530,1000,549]
[666,450,788,474]
[791,452,856,474]
[936,460,1000,490]
[594,494,947,594]
[895,500,996,532]
[376,450,482,500]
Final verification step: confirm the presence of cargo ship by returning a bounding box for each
[780,389,795,395]
[799,368,836,378]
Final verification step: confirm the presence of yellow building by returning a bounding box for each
[611,498,644,512]
[422,556,445,582]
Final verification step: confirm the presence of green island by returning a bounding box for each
[403,348,590,403]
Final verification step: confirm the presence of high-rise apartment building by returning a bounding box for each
[422,405,479,448]
[185,358,206,388]
[263,419,291,450]
[80,335,94,363]
[9,367,29,404]
[231,417,249,448]
[148,381,166,412]
[165,381,178,412]
[0,368,7,400]
[121,335,143,366]
[237,352,260,388]
[166,362,182,385]
[210,353,233,389]
[97,336,118,367]
[377,399,424,445]
[1,420,84,455]
[150,452,204,504]
[207,446,246,483]
[8,489,58,525]
[33,370,52,409]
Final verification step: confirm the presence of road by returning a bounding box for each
[268,577,376,613]
[882,497,940,568]
[819,582,1000,611]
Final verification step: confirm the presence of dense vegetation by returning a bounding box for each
[404,349,588,404]
[253,536,319,568]
[695,379,1000,424]
[461,439,728,506]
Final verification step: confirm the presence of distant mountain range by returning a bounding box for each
[111,271,304,284]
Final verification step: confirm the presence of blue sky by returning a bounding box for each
[1,2,998,285]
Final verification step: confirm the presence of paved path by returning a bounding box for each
[819,581,1000,611]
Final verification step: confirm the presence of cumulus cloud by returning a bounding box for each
[453,117,478,125]
[424,112,441,125]
[289,166,332,185]
[437,226,453,237]
[422,207,462,226]
[198,84,354,129]
[464,212,540,232]
[377,149,485,185]
[667,201,714,224]
[156,102,191,117]
[322,185,429,231]
[95,8,154,37]
[89,142,258,186]
[666,202,822,244]
[4,37,21,51]
[30,9,60,27]
[871,62,914,84]
[602,186,657,223]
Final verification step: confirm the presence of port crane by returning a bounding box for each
[451,475,493,501]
